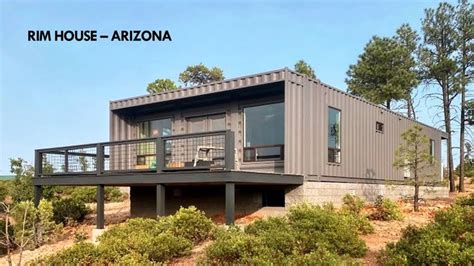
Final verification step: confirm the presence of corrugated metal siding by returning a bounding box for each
[110,69,286,111]
[284,70,446,180]
[284,71,307,175]
[318,81,443,181]
[109,67,447,181]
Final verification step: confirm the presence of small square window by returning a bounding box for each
[376,122,384,133]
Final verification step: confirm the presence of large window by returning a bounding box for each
[328,107,341,163]
[138,118,172,138]
[136,118,172,167]
[243,102,284,162]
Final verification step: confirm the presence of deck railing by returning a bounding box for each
[35,130,235,177]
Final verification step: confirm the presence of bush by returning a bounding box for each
[96,207,214,264]
[345,213,374,235]
[288,203,367,257]
[379,206,474,265]
[204,203,368,264]
[35,242,102,265]
[160,206,215,244]
[11,200,60,248]
[58,186,124,203]
[285,247,355,265]
[456,193,474,207]
[52,198,90,225]
[342,194,365,215]
[369,196,403,221]
[99,229,192,263]
[40,207,213,265]
[340,194,374,234]
[204,227,272,264]
[245,216,296,256]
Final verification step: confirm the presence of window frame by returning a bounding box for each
[242,101,285,162]
[185,112,226,133]
[327,106,342,164]
[136,117,173,138]
[136,117,173,167]
[429,139,435,164]
[376,121,384,133]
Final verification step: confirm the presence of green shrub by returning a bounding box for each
[36,242,102,265]
[99,230,192,263]
[64,186,124,203]
[342,194,365,215]
[285,247,355,265]
[204,227,272,264]
[98,217,192,263]
[379,206,474,265]
[114,252,156,265]
[160,206,215,244]
[288,203,368,257]
[369,196,403,221]
[11,200,60,248]
[205,203,368,264]
[52,198,90,225]
[456,193,474,207]
[245,216,296,256]
[104,187,124,202]
[345,213,374,235]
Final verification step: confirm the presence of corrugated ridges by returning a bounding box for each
[110,68,287,110]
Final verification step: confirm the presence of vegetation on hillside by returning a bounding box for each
[36,207,214,264]
[379,194,474,265]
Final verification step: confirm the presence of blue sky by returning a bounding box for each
[0,0,460,174]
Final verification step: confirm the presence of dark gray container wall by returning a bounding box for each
[110,83,286,173]
[284,71,446,181]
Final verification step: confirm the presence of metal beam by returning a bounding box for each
[96,185,104,229]
[225,183,235,225]
[156,184,165,217]
[32,171,304,186]
[33,185,42,207]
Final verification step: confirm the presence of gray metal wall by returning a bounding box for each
[110,68,447,182]
[284,71,447,181]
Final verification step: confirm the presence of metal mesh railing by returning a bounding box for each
[163,133,226,170]
[104,139,156,172]
[41,145,98,174]
[36,130,233,176]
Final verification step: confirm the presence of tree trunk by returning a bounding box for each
[459,78,466,192]
[442,81,455,192]
[407,96,416,120]
[386,99,391,110]
[414,178,420,212]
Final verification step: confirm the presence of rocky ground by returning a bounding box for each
[1,179,472,265]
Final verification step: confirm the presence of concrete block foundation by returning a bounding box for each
[286,181,449,207]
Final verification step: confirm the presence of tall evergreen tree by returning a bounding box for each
[346,36,418,109]
[394,24,421,119]
[419,2,458,192]
[454,0,474,192]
